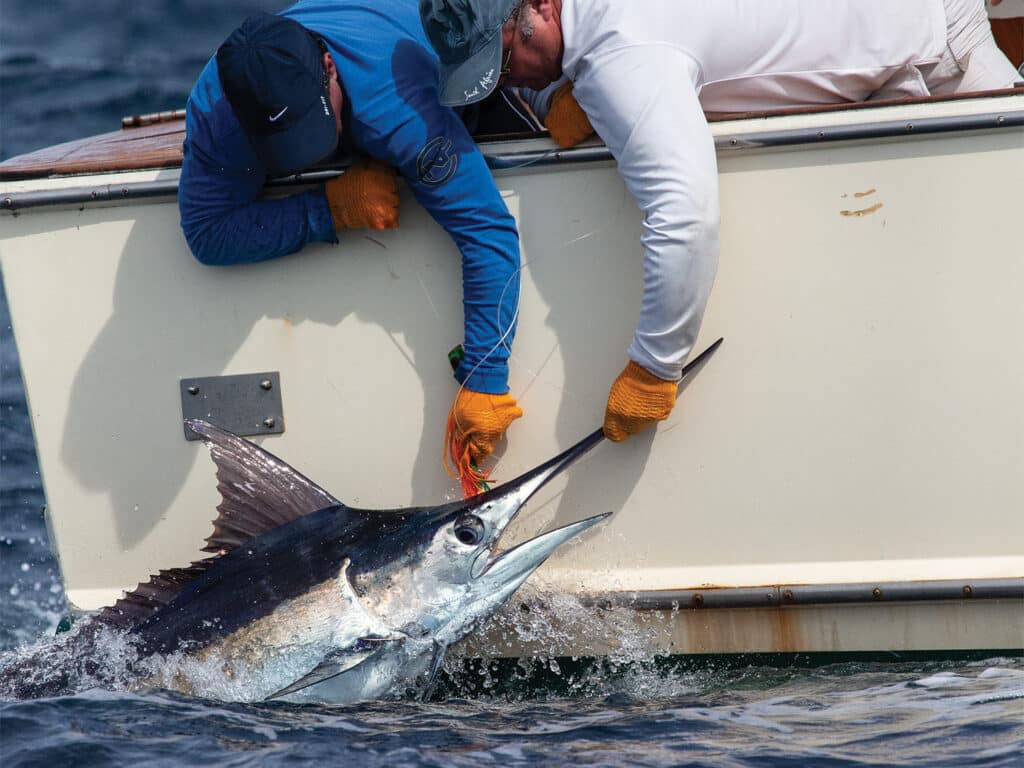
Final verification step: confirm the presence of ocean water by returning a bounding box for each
[1,1,1022,765]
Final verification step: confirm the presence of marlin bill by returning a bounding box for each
[0,420,610,703]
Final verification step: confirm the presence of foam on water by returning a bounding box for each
[3,625,1022,767]
[0,620,143,699]
[0,583,680,703]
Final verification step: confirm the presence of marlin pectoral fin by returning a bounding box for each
[264,637,400,701]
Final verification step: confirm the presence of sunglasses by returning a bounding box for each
[500,6,521,78]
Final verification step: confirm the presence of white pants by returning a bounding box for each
[926,0,1021,93]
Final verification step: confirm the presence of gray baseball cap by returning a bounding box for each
[420,0,517,106]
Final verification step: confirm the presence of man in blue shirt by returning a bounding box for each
[178,2,524,475]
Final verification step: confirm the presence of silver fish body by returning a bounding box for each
[2,421,610,703]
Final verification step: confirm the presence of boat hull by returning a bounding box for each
[2,93,1022,656]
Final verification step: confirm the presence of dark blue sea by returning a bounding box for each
[1,1,1022,765]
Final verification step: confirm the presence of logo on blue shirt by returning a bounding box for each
[416,136,458,187]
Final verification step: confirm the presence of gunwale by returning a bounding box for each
[2,87,1021,182]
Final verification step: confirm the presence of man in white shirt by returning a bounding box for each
[421,0,1020,443]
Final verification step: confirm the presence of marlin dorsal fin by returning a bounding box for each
[185,419,341,554]
[96,557,220,630]
[97,434,347,635]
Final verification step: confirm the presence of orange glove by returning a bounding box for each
[324,160,400,231]
[603,361,678,442]
[544,82,594,148]
[452,389,524,464]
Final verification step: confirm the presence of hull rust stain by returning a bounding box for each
[841,202,884,217]
[839,186,882,216]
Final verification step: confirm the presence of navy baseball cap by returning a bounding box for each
[420,0,517,106]
[216,13,338,177]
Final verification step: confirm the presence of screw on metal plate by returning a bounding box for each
[180,371,284,440]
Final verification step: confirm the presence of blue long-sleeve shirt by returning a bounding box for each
[178,0,519,394]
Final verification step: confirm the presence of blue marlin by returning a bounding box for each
[2,339,721,702]
[2,420,609,703]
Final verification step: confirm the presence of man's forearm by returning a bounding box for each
[453,217,521,394]
[179,182,337,266]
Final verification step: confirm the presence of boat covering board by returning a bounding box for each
[2,88,1020,182]
[0,121,186,181]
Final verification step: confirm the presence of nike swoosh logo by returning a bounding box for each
[268,106,288,123]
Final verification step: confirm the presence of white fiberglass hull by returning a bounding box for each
[1,93,1022,657]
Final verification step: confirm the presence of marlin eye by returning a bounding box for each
[454,515,485,546]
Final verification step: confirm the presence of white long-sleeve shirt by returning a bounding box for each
[550,0,948,379]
